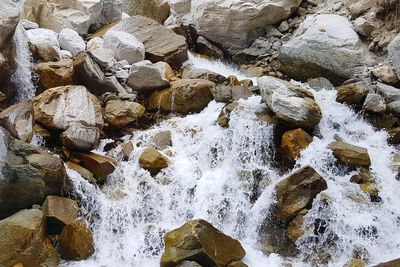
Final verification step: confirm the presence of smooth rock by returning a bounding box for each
[26,28,61,61]
[139,148,169,175]
[59,219,94,261]
[0,100,33,142]
[161,219,246,267]
[0,0,24,49]
[76,153,117,182]
[87,37,104,50]
[33,59,74,93]
[103,30,145,64]
[362,93,386,113]
[61,123,100,151]
[281,128,313,163]
[152,131,172,149]
[154,61,174,81]
[58,28,85,56]
[376,82,400,104]
[88,48,116,71]
[66,161,96,183]
[388,33,400,78]
[21,19,39,30]
[104,99,145,127]
[43,195,78,234]
[307,77,334,91]
[329,141,371,168]
[127,60,170,91]
[353,17,374,37]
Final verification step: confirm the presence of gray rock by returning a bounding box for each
[89,48,116,71]
[61,123,100,151]
[307,77,334,91]
[363,93,386,113]
[278,21,289,32]
[103,30,145,64]
[196,36,224,58]
[26,28,61,61]
[58,28,86,57]
[127,60,170,91]
[0,0,23,49]
[376,82,400,103]
[265,25,283,38]
[388,34,400,79]
[21,19,39,30]
[388,100,400,116]
[353,17,374,37]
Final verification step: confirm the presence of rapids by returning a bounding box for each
[63,56,399,267]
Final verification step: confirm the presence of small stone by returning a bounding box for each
[77,153,117,182]
[307,77,334,91]
[329,141,371,168]
[353,18,375,37]
[278,21,290,32]
[336,82,370,105]
[362,93,386,113]
[152,131,172,149]
[139,148,169,175]
[280,128,313,163]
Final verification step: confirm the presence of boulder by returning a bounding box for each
[76,153,117,182]
[127,60,170,91]
[388,33,400,78]
[281,128,313,163]
[103,30,145,64]
[66,161,96,183]
[33,59,74,93]
[362,93,386,113]
[33,85,104,130]
[329,141,371,168]
[108,15,188,67]
[61,123,100,151]
[26,28,61,62]
[280,15,376,85]
[0,0,24,49]
[189,0,301,52]
[74,52,126,95]
[161,219,246,267]
[182,68,226,83]
[88,48,115,71]
[0,209,59,267]
[0,127,66,219]
[258,76,322,129]
[124,0,170,23]
[152,130,172,149]
[274,166,327,221]
[372,65,399,85]
[139,148,169,175]
[373,258,400,267]
[59,219,94,261]
[148,79,214,114]
[87,36,104,50]
[336,82,370,105]
[376,82,400,115]
[104,99,145,128]
[154,61,174,81]
[58,28,86,56]
[43,195,78,234]
[0,100,34,142]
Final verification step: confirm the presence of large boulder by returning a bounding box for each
[22,0,123,35]
[59,219,94,261]
[0,127,66,219]
[108,15,188,67]
[26,28,61,62]
[274,166,327,221]
[148,79,214,114]
[43,195,78,234]
[103,30,145,64]
[33,59,74,93]
[0,0,24,49]
[388,33,400,78]
[104,99,145,127]
[0,209,59,267]
[0,100,34,142]
[161,219,246,267]
[139,148,169,175]
[127,60,170,91]
[280,14,376,85]
[33,85,104,130]
[189,0,301,52]
[329,141,371,168]
[58,28,86,56]
[124,0,170,23]
[258,76,322,129]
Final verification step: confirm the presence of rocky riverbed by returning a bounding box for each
[0,0,400,266]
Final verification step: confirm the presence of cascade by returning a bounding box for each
[63,56,399,267]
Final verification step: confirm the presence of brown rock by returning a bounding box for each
[336,82,370,105]
[34,59,74,93]
[373,258,400,267]
[59,219,94,261]
[329,141,371,168]
[43,195,78,235]
[66,161,96,184]
[139,148,169,174]
[77,153,117,182]
[33,123,52,142]
[287,209,307,242]
[388,128,400,145]
[0,100,34,142]
[280,128,313,163]
[104,99,145,127]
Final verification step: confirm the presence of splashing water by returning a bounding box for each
[64,60,399,267]
[11,23,36,101]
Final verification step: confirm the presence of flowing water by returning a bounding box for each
[63,56,399,267]
[11,23,36,101]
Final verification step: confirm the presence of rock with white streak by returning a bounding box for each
[103,30,145,64]
[0,100,34,142]
[58,28,86,56]
[26,28,61,61]
[61,123,100,151]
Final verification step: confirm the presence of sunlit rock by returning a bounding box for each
[59,219,94,261]
[139,148,169,175]
[33,59,74,93]
[329,141,371,168]
[26,28,61,61]
[43,195,78,234]
[0,100,34,142]
[280,128,313,163]
[103,30,145,64]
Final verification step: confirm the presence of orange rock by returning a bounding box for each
[33,59,74,93]
[280,128,313,162]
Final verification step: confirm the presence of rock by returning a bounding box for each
[127,60,170,91]
[103,30,145,64]
[33,85,104,130]
[124,0,170,23]
[0,209,59,267]
[152,131,172,149]
[59,219,94,261]
[33,123,52,142]
[278,21,290,33]
[376,82,400,115]
[329,141,371,168]
[88,48,115,71]
[336,82,371,105]
[212,84,251,103]
[232,86,252,101]
[76,153,117,182]
[233,38,272,63]
[182,68,225,83]
[387,101,400,116]
[196,36,224,59]
[74,52,126,95]
[388,128,400,145]
[0,52,7,82]
[189,0,301,52]
[0,100,33,142]
[177,261,202,267]
[33,59,74,93]
[21,19,39,30]
[353,18,374,37]
[60,50,73,59]
[26,28,61,62]
[148,79,214,114]
[66,161,96,183]
[274,166,327,221]
[161,219,246,267]
[139,148,169,174]
[281,128,313,163]
[87,37,104,50]
[108,15,188,67]
[388,34,400,78]
[362,93,386,113]
[0,0,24,49]
[280,15,376,85]
[218,102,239,128]
[373,258,400,267]
[154,61,174,81]
[287,209,307,242]
[0,127,66,219]
[43,195,78,234]
[58,28,85,57]
[104,99,145,127]
[307,77,334,91]
[372,65,399,84]
[258,76,322,129]
[61,123,100,151]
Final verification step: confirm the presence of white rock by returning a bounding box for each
[87,37,104,51]
[26,28,61,61]
[122,12,131,19]
[0,0,24,49]
[103,30,145,64]
[388,34,400,79]
[89,48,115,71]
[127,60,170,91]
[21,20,39,30]
[61,123,100,151]
[58,28,86,56]
[60,50,73,60]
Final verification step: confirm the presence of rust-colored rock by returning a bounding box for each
[34,59,73,93]
[280,128,313,163]
[59,219,94,261]
[76,153,117,182]
[139,148,169,175]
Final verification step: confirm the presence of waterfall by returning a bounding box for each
[11,23,36,101]
[63,58,399,267]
